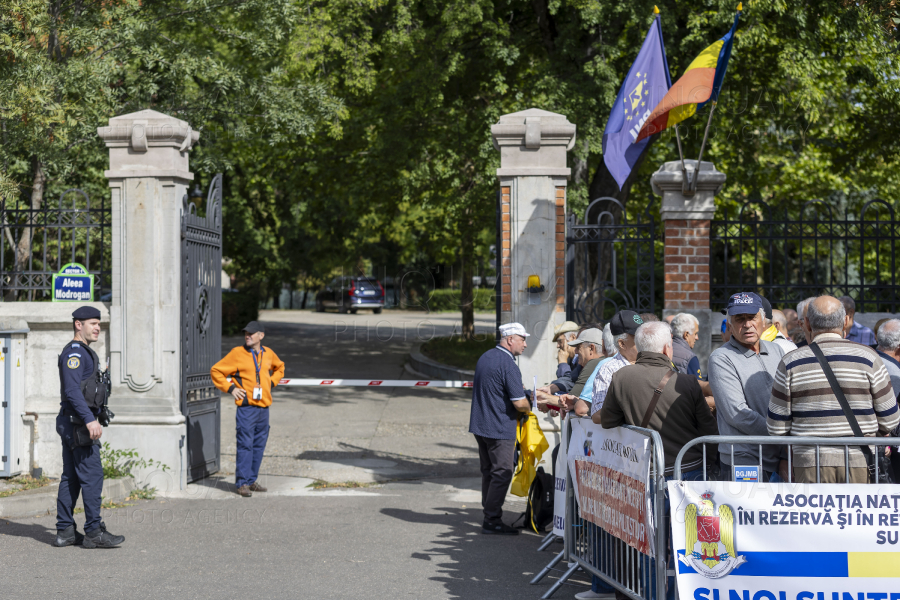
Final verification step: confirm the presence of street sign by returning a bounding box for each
[51,263,94,302]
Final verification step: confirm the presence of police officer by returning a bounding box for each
[54,306,125,548]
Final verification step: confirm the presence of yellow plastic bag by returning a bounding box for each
[510,412,550,497]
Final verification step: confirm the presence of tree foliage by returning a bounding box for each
[1,0,898,324]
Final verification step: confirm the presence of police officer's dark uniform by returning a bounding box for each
[55,306,125,548]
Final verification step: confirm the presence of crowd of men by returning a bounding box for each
[468,292,900,600]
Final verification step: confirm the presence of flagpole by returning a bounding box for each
[692,101,718,192]
[674,123,690,195]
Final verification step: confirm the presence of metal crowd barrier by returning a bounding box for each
[533,417,670,600]
[673,435,900,483]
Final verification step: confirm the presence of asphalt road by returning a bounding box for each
[0,309,585,599]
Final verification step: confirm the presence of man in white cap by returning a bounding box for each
[469,322,531,535]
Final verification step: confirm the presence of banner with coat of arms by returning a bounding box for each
[669,481,900,598]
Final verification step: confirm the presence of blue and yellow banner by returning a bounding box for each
[668,482,900,599]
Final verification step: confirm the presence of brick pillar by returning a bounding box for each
[555,187,566,314]
[652,160,726,373]
[664,219,710,309]
[492,109,576,439]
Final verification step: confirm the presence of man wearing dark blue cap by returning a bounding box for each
[54,306,125,549]
[708,292,786,482]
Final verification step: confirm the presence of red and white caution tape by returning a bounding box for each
[277,378,473,388]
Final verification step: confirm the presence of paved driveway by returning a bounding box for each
[0,309,584,599]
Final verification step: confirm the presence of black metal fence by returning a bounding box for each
[566,197,657,324]
[710,199,900,312]
[0,189,111,301]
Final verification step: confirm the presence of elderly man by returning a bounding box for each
[553,321,580,379]
[468,322,531,535]
[599,321,718,476]
[840,296,876,347]
[544,322,602,394]
[599,321,717,600]
[708,292,786,482]
[771,309,798,353]
[793,296,818,347]
[875,319,900,399]
[670,313,702,379]
[768,297,899,483]
[589,310,643,417]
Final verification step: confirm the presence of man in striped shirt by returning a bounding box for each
[767,296,900,483]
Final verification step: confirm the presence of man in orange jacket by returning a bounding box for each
[211,321,285,497]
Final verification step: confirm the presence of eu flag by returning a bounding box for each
[602,16,671,191]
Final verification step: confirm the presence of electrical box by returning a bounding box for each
[0,336,23,477]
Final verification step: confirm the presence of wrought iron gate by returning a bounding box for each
[710,199,900,312]
[566,197,657,324]
[181,174,223,482]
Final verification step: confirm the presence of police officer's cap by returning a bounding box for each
[72,306,101,321]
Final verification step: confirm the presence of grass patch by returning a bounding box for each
[420,335,496,371]
[126,486,157,501]
[0,475,51,498]
[309,480,379,489]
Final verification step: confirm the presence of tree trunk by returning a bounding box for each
[4,158,44,301]
[301,289,308,309]
[460,237,475,341]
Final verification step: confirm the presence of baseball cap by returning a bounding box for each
[499,322,530,338]
[569,328,603,346]
[242,321,265,334]
[553,321,579,341]
[609,310,643,336]
[725,292,764,316]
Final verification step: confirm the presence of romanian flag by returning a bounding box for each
[634,6,741,143]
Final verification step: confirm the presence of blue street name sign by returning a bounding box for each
[52,263,94,302]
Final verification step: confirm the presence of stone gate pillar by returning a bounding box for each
[97,110,200,490]
[651,159,726,373]
[491,109,576,437]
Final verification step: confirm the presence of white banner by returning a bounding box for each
[552,415,569,538]
[566,418,654,556]
[668,481,900,599]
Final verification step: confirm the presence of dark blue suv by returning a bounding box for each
[315,276,384,314]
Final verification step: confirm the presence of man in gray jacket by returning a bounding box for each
[708,292,786,481]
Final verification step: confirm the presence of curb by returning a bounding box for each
[0,477,136,519]
[408,342,475,381]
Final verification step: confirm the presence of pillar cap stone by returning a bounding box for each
[491,108,576,178]
[97,109,199,180]
[651,160,726,221]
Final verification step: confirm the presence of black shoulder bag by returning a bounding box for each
[809,342,893,483]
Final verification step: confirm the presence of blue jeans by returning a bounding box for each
[235,405,270,488]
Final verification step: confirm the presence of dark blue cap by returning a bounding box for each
[72,306,101,320]
[725,292,764,316]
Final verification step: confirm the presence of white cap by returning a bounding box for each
[499,322,530,338]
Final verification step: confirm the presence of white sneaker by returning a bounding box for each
[574,591,616,600]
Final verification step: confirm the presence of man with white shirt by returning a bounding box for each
[589,310,642,418]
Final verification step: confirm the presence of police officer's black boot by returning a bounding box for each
[82,523,125,548]
[54,525,84,547]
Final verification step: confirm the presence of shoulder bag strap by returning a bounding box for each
[641,369,675,429]
[808,341,873,464]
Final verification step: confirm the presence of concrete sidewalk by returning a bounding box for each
[0,310,577,599]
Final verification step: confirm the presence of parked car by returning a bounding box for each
[315,277,384,314]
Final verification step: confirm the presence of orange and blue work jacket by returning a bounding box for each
[210,346,285,408]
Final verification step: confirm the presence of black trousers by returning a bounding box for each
[474,435,515,523]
